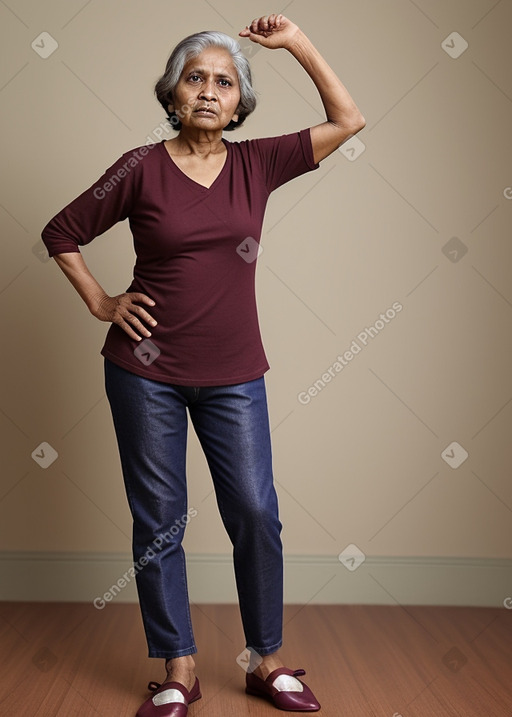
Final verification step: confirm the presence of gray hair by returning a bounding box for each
[154,30,257,131]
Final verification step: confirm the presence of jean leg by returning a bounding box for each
[104,359,197,658]
[188,377,283,656]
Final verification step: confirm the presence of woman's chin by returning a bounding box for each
[181,114,227,131]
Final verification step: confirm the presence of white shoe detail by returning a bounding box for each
[152,688,186,706]
[272,675,304,692]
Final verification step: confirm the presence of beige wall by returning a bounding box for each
[1,0,511,601]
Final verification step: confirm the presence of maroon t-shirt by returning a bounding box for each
[41,129,319,386]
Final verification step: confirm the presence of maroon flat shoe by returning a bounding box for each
[246,667,321,712]
[136,677,201,717]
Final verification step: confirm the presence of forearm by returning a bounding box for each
[53,252,109,315]
[286,29,365,130]
[52,251,156,340]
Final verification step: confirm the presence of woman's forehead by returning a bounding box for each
[183,46,236,75]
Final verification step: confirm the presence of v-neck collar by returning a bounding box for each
[160,138,230,192]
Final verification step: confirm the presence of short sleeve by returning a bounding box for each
[248,127,319,194]
[41,149,140,257]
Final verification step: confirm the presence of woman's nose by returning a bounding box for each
[200,80,217,101]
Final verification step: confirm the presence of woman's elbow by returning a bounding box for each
[330,113,366,140]
[349,112,366,133]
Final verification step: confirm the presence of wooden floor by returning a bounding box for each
[0,602,510,716]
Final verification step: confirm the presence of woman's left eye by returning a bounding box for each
[219,79,231,87]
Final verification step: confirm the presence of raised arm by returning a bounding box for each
[239,14,365,164]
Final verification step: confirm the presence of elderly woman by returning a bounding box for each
[42,13,364,717]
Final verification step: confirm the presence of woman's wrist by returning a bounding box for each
[88,292,112,318]
[284,28,311,56]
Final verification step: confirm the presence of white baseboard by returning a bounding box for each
[1,552,510,608]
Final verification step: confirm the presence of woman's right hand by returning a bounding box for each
[51,253,157,341]
[92,292,157,341]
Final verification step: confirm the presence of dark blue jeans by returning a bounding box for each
[104,358,283,659]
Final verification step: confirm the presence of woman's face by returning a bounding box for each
[171,47,241,132]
